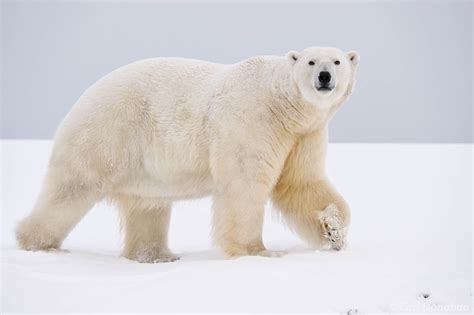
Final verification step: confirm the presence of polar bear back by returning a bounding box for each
[60,56,279,136]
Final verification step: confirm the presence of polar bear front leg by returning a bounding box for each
[273,177,350,250]
[116,196,179,263]
[272,128,351,250]
[212,193,261,256]
[209,132,290,258]
[212,191,285,258]
[311,179,350,250]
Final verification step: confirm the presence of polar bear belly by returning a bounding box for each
[117,105,214,200]
[117,140,214,200]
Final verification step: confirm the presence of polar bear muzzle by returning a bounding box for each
[316,71,334,92]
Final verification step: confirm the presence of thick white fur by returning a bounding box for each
[16,47,359,262]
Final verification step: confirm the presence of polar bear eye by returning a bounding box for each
[308,61,315,66]
[334,60,340,65]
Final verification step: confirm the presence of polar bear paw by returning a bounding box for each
[257,249,287,258]
[16,218,62,251]
[319,204,346,250]
[125,248,180,263]
[223,243,287,258]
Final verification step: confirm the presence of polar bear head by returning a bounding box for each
[286,47,359,108]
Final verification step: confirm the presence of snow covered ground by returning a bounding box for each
[1,140,472,313]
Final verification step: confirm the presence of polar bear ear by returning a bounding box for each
[287,51,300,65]
[347,51,360,67]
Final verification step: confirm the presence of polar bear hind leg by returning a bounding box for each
[16,166,101,251]
[115,195,179,263]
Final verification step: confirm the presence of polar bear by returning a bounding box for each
[16,47,359,262]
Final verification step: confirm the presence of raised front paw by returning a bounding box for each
[318,204,346,250]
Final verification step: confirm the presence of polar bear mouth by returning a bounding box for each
[316,87,333,92]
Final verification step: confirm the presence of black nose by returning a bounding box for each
[318,71,331,84]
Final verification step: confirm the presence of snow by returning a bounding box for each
[1,140,472,313]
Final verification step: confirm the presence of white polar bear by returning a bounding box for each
[16,47,359,262]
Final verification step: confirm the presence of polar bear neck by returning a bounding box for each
[270,60,332,135]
